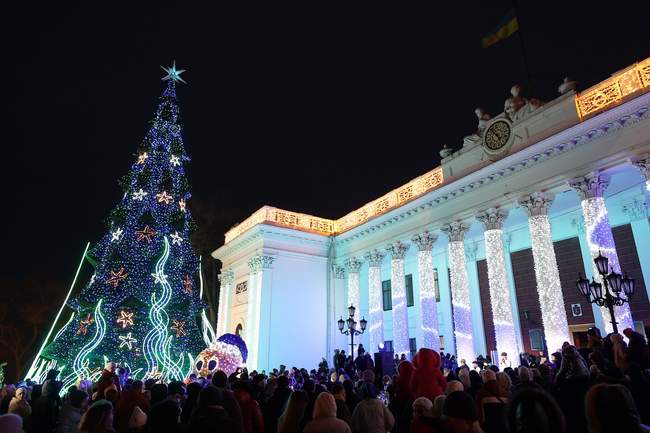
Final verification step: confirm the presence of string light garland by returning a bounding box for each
[476,209,519,366]
[569,173,635,333]
[38,74,204,382]
[412,232,440,351]
[116,310,135,329]
[364,250,385,353]
[518,193,571,353]
[387,241,410,357]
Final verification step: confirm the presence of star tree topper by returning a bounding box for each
[160,60,187,84]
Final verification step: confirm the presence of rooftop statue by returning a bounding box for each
[558,77,577,95]
[463,107,492,147]
[504,84,543,123]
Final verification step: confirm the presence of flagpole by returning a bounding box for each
[511,0,533,95]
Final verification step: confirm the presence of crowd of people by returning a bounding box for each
[0,326,649,433]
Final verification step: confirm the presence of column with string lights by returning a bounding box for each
[217,269,234,336]
[386,241,410,357]
[411,231,440,351]
[364,250,386,353]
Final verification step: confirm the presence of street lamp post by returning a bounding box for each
[338,305,367,357]
[576,251,635,334]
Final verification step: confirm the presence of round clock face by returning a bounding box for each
[484,120,512,151]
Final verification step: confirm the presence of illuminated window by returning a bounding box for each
[409,338,417,359]
[434,269,440,302]
[406,274,414,307]
[382,280,392,311]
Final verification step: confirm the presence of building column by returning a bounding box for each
[476,208,519,365]
[331,265,346,358]
[364,250,386,353]
[440,222,474,363]
[216,269,234,336]
[246,255,274,371]
[344,257,363,311]
[630,158,650,307]
[568,172,634,333]
[519,192,571,353]
[411,231,440,351]
[386,240,410,357]
[465,242,487,357]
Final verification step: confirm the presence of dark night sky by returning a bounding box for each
[2,2,649,289]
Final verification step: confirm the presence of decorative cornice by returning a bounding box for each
[476,208,509,231]
[622,198,649,222]
[631,154,650,181]
[518,191,554,217]
[335,101,650,245]
[345,256,363,273]
[248,255,275,273]
[567,171,610,201]
[333,264,346,279]
[386,240,410,260]
[411,231,438,251]
[440,221,470,243]
[364,249,386,267]
[219,269,235,286]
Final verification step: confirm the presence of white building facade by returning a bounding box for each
[213,58,650,372]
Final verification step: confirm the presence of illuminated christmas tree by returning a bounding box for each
[29,62,207,385]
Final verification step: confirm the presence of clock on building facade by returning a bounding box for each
[483,118,514,158]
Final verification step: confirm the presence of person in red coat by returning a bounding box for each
[411,349,447,401]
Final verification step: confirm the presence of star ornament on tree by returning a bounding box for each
[110,227,124,242]
[178,199,186,213]
[156,191,173,204]
[132,189,148,201]
[116,310,135,329]
[171,319,187,337]
[182,275,193,294]
[137,152,149,164]
[135,225,157,243]
[169,155,181,167]
[151,271,169,285]
[77,313,94,335]
[170,231,183,245]
[119,332,138,350]
[107,268,128,288]
[161,60,187,84]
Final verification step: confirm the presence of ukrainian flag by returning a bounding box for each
[482,9,519,48]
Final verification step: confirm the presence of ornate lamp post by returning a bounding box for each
[576,252,635,334]
[338,305,367,357]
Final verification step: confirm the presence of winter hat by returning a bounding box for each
[443,391,478,421]
[0,414,22,433]
[129,406,148,428]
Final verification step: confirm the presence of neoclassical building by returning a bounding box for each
[213,57,650,371]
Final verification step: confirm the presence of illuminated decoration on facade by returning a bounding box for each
[476,208,519,366]
[364,250,386,353]
[412,231,440,351]
[441,221,474,362]
[575,57,650,119]
[216,269,234,337]
[116,310,135,329]
[119,332,137,350]
[568,173,635,333]
[135,225,156,243]
[36,73,204,383]
[110,227,123,242]
[345,257,363,313]
[106,268,128,288]
[77,313,94,335]
[132,189,148,201]
[156,191,173,204]
[224,166,445,243]
[171,320,187,337]
[518,192,571,353]
[387,241,410,356]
